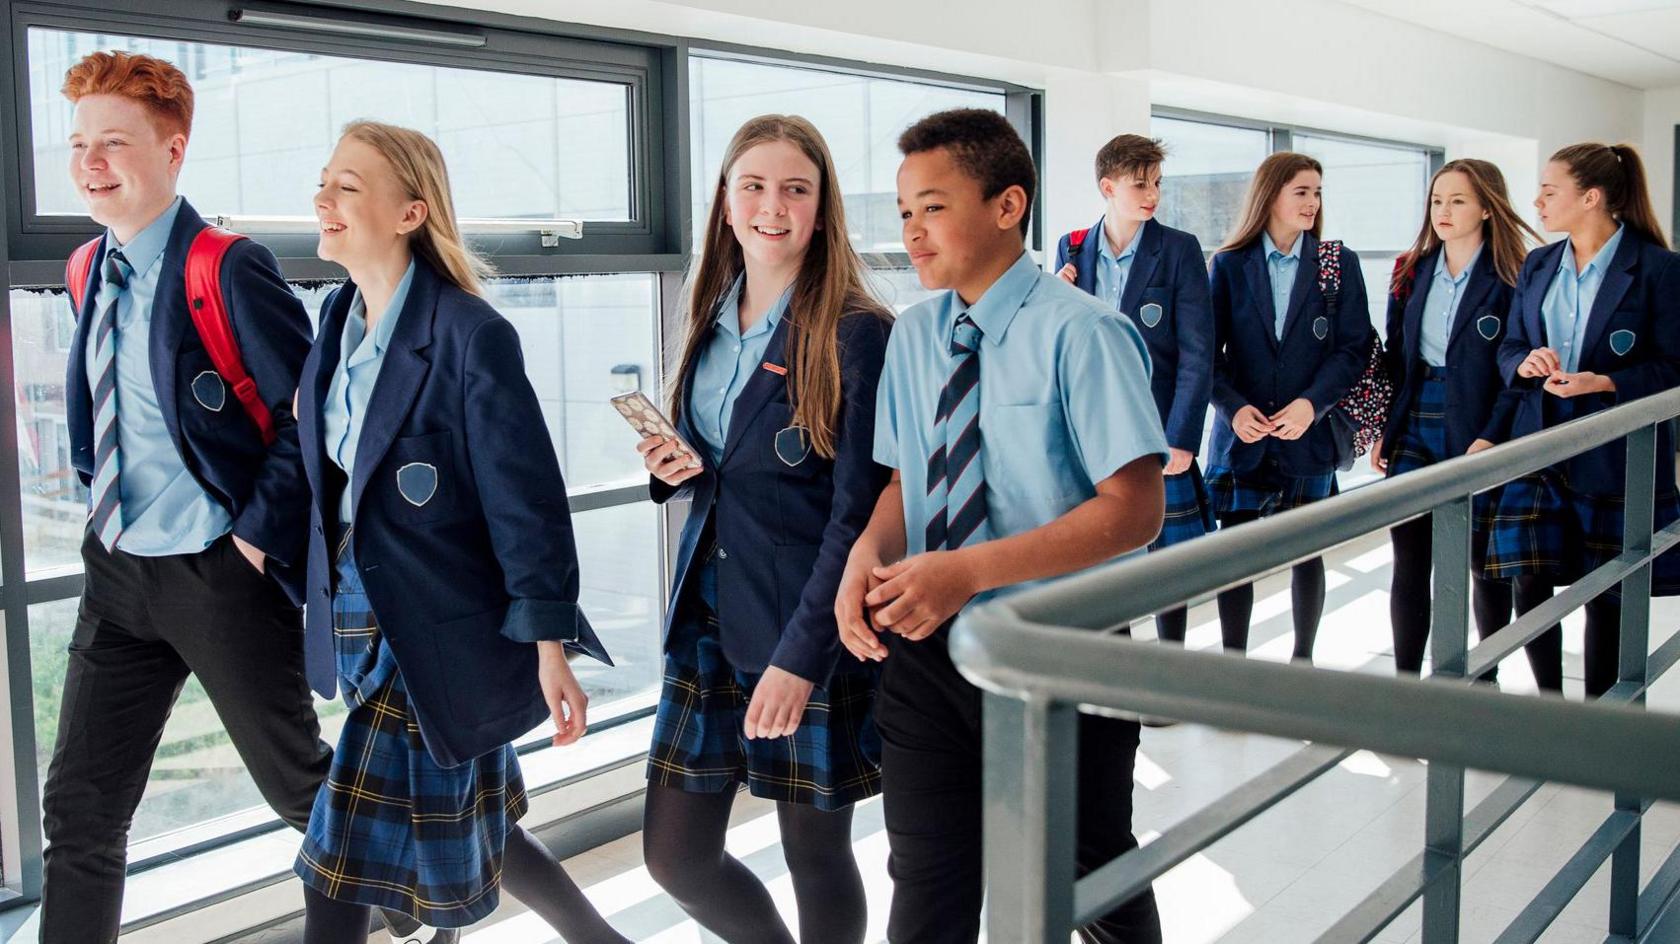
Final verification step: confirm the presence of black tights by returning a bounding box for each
[1388,515,1514,678]
[642,783,866,944]
[1512,577,1623,698]
[1154,607,1191,644]
[1214,511,1324,660]
[302,825,630,943]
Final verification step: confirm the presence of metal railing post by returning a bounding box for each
[1423,496,1472,942]
[1610,423,1657,936]
[983,690,1077,942]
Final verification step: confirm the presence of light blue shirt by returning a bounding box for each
[1419,244,1483,368]
[687,276,791,465]
[1262,231,1302,341]
[1093,224,1139,313]
[87,196,233,557]
[324,260,417,523]
[874,252,1168,608]
[1542,224,1626,373]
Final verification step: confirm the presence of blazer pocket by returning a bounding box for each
[431,604,531,723]
[179,350,239,428]
[382,430,460,524]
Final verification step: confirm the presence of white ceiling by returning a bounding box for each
[1336,0,1680,89]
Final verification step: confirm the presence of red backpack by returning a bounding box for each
[66,228,276,446]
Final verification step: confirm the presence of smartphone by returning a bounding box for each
[610,391,703,470]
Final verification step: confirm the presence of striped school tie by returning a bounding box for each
[924,313,990,551]
[88,250,132,552]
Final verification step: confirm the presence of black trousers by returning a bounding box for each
[876,634,1162,944]
[39,531,331,944]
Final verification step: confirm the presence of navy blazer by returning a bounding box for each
[1379,248,1519,459]
[298,258,610,768]
[650,310,892,685]
[1208,235,1371,476]
[66,199,312,602]
[1497,233,1680,496]
[1055,217,1214,453]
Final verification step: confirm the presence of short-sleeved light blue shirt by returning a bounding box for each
[873,252,1168,607]
[687,275,791,464]
[1542,224,1625,372]
[1093,223,1139,313]
[323,260,416,523]
[1262,231,1301,341]
[1419,244,1483,368]
[89,196,234,556]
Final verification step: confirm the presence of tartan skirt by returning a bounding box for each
[1387,373,1500,572]
[1206,462,1337,522]
[647,599,882,811]
[1484,469,1680,596]
[294,546,528,928]
[1153,462,1216,550]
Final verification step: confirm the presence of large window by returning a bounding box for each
[1152,112,1440,325]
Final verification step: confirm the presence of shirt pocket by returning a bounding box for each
[984,400,1079,504]
[380,430,461,525]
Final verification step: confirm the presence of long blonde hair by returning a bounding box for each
[672,115,889,460]
[1392,159,1540,293]
[339,120,492,295]
[1218,152,1324,254]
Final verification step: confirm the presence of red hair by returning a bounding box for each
[61,51,193,139]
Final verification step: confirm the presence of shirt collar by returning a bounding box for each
[1561,224,1626,279]
[1098,222,1139,265]
[1436,243,1483,287]
[954,251,1039,346]
[1262,230,1302,264]
[345,259,417,367]
[106,196,183,277]
[714,274,791,340]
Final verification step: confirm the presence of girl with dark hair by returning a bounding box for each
[1487,142,1680,697]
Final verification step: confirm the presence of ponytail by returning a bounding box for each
[1551,142,1669,248]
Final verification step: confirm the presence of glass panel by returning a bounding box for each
[13,290,85,576]
[866,267,944,314]
[569,501,663,712]
[27,29,633,221]
[1150,115,1271,253]
[689,56,1007,253]
[1296,133,1429,253]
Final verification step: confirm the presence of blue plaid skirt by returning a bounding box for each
[647,599,882,811]
[1154,462,1216,550]
[295,542,527,928]
[1206,462,1337,522]
[1388,374,1500,572]
[1485,470,1680,596]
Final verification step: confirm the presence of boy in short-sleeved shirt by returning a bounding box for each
[836,109,1167,944]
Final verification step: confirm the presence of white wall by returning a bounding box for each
[1644,87,1680,244]
[427,0,1653,244]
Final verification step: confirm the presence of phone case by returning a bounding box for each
[611,392,703,470]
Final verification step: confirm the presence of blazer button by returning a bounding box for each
[717,548,729,560]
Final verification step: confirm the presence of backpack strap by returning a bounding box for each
[1068,227,1088,250]
[64,237,102,317]
[183,227,276,446]
[1316,239,1343,319]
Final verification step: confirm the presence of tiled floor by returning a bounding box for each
[219,530,1680,942]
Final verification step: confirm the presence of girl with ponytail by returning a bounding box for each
[1486,142,1680,698]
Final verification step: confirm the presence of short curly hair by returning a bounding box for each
[898,108,1034,237]
[62,51,193,139]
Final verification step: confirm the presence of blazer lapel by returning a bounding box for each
[1401,250,1435,366]
[1119,218,1162,318]
[1243,243,1278,353]
[1447,251,1499,353]
[1277,233,1317,346]
[148,201,210,451]
[719,316,792,466]
[1527,241,1565,346]
[349,262,438,521]
[1075,219,1102,295]
[300,287,352,525]
[1578,235,1638,366]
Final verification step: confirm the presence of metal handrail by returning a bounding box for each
[950,385,1680,943]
